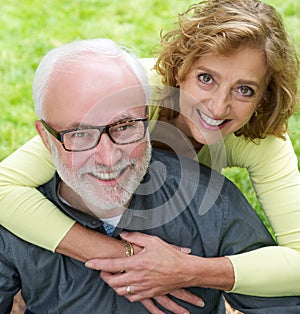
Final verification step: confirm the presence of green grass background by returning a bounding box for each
[1,0,299,233]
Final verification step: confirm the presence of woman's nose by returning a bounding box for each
[205,90,231,118]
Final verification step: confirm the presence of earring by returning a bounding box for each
[176,83,180,88]
[253,110,258,117]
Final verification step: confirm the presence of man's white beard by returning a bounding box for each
[49,139,151,215]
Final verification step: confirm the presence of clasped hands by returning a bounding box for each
[85,231,205,314]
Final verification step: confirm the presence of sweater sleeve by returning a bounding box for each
[224,134,300,296]
[0,136,75,251]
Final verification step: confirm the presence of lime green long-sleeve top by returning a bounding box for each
[1,133,299,296]
[0,59,300,296]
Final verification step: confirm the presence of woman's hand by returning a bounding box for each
[140,293,204,314]
[85,231,205,310]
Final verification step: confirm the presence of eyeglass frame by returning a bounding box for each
[40,117,149,152]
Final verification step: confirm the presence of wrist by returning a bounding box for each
[185,256,235,291]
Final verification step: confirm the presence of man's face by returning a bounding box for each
[38,57,150,218]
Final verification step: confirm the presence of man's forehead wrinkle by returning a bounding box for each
[110,113,142,124]
[79,107,146,126]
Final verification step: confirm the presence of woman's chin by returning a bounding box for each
[193,131,225,145]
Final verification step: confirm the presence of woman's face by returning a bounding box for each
[177,46,267,144]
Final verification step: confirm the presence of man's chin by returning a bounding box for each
[82,188,131,209]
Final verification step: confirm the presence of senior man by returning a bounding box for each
[1,38,300,314]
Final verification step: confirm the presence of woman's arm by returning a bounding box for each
[0,136,132,258]
[87,134,300,298]
[225,134,300,296]
[0,135,204,312]
[87,232,235,297]
[0,136,73,250]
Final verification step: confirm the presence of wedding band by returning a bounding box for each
[126,285,132,295]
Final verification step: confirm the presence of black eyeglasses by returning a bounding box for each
[41,117,148,152]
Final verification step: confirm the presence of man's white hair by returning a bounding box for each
[32,38,151,119]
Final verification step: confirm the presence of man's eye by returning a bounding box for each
[198,73,214,84]
[117,125,129,131]
[72,131,90,138]
[116,122,135,132]
[238,86,254,97]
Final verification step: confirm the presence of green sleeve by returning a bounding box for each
[0,136,75,251]
[226,134,300,251]
[228,246,300,296]
[149,66,300,296]
[202,134,300,296]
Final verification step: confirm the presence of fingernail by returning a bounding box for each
[85,261,93,268]
[196,300,205,307]
[120,231,128,237]
[181,247,191,254]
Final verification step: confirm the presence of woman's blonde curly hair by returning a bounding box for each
[155,0,299,140]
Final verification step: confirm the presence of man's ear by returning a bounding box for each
[34,120,51,151]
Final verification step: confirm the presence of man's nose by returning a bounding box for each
[93,133,122,166]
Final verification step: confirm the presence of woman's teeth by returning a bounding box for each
[199,111,225,126]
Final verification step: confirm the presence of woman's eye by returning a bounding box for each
[237,86,255,97]
[198,73,214,84]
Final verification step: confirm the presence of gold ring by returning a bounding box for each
[126,285,132,295]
